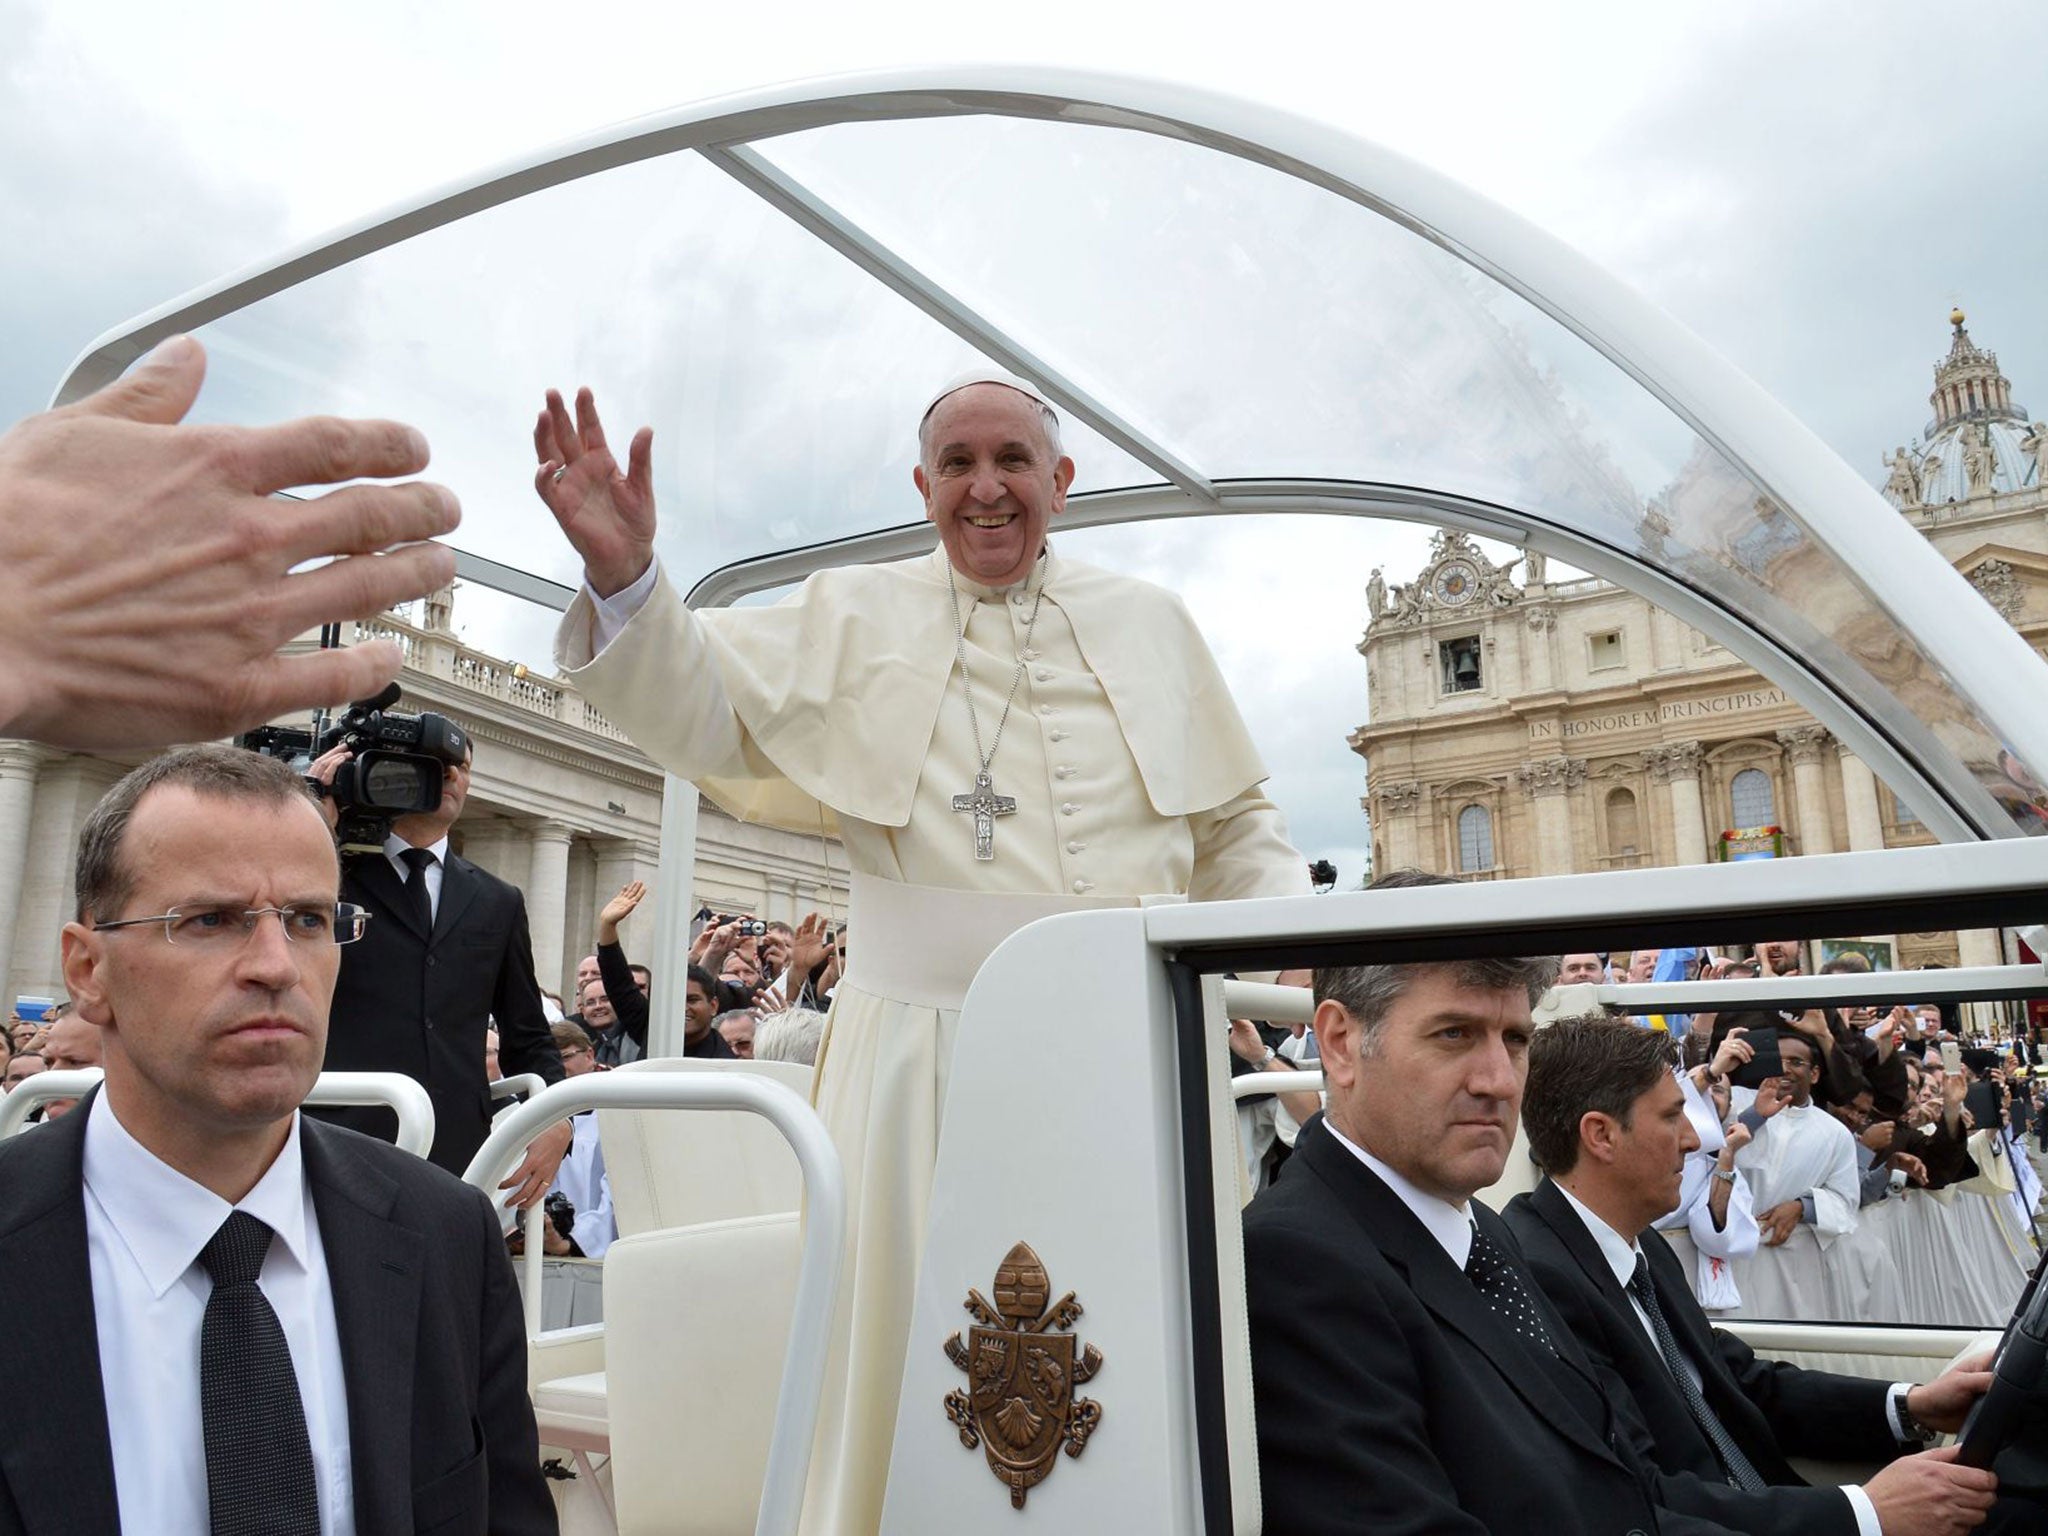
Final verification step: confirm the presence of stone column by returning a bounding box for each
[0,743,45,993]
[1515,757,1585,875]
[1377,781,1425,871]
[1645,741,1708,865]
[525,820,575,999]
[1836,747,1886,853]
[1777,727,1836,856]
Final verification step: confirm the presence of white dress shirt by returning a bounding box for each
[1321,1118,1473,1269]
[1550,1181,1882,1536]
[382,832,449,923]
[82,1095,355,1536]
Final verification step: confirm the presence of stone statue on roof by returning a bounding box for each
[1882,445,1922,508]
[2022,422,2048,488]
[1367,566,1387,620]
[1964,423,1998,498]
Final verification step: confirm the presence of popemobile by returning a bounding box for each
[31,67,2048,1536]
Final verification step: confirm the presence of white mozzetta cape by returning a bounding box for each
[555,545,1275,839]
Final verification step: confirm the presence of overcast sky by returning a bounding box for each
[8,0,2043,886]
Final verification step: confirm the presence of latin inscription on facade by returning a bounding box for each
[1527,687,1787,742]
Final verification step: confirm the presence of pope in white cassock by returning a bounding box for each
[532,373,1305,1534]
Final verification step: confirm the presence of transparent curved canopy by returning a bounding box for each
[57,69,2048,842]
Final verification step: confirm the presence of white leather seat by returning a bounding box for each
[526,1057,816,1529]
[605,1212,804,1534]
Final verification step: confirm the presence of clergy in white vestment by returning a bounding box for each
[532,374,1305,1534]
[1728,1032,1861,1321]
[1653,1066,1761,1311]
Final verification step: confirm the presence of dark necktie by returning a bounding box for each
[199,1211,321,1536]
[1628,1251,1768,1493]
[401,845,437,936]
[1465,1222,1557,1358]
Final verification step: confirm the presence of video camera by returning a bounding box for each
[238,683,470,853]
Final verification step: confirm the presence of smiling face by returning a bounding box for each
[62,786,339,1148]
[1776,1031,1820,1106]
[913,383,1075,588]
[579,979,615,1031]
[1323,968,1533,1205]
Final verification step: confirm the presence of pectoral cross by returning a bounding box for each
[952,771,1016,862]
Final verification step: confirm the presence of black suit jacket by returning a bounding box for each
[325,849,563,1174]
[0,1094,556,1536]
[1246,1118,1732,1535]
[1505,1177,1896,1536]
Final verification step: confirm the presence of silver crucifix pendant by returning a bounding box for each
[952,771,1018,861]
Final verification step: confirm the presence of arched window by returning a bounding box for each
[1604,787,1641,856]
[1457,804,1494,872]
[1730,767,1776,827]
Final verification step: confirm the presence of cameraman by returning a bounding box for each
[310,741,569,1200]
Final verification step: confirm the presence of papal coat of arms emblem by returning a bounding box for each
[943,1241,1103,1509]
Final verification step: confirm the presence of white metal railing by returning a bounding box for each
[461,1073,843,1536]
[491,1072,547,1105]
[0,1069,101,1137]
[1589,962,2048,1013]
[1230,1069,1325,1103]
[1220,980,1314,1025]
[0,1068,437,1155]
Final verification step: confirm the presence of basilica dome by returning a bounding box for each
[1880,310,2045,507]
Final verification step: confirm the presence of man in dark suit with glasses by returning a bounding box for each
[0,744,555,1535]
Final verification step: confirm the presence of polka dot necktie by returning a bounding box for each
[1629,1252,1768,1493]
[1464,1222,1558,1358]
[199,1211,321,1536]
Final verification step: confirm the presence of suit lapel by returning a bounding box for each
[431,855,481,949]
[0,1098,123,1534]
[1298,1129,1621,1468]
[354,851,433,945]
[1531,1179,1658,1339]
[304,1120,424,1536]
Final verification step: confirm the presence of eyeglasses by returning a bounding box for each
[95,903,371,947]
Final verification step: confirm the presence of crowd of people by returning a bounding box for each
[1238,932,2048,1334]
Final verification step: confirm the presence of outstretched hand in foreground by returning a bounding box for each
[0,335,459,747]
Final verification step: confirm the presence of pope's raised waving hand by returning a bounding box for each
[533,386,657,597]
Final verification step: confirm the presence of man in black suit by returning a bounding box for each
[1507,1014,2002,1536]
[10,745,554,1534]
[1245,878,1743,1535]
[314,740,569,1196]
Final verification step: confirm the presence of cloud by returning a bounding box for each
[0,0,291,424]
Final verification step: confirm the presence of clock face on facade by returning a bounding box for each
[1433,560,1479,606]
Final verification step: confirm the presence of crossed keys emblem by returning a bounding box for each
[943,1242,1103,1509]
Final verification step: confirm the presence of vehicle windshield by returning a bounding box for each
[57,72,2048,841]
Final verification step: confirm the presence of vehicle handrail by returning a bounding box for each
[491,1072,547,1102]
[1230,1068,1324,1103]
[0,1068,438,1156]
[1220,980,1313,1024]
[461,1072,844,1536]
[1590,962,2048,1013]
[1225,963,2048,1035]
[0,1069,102,1138]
